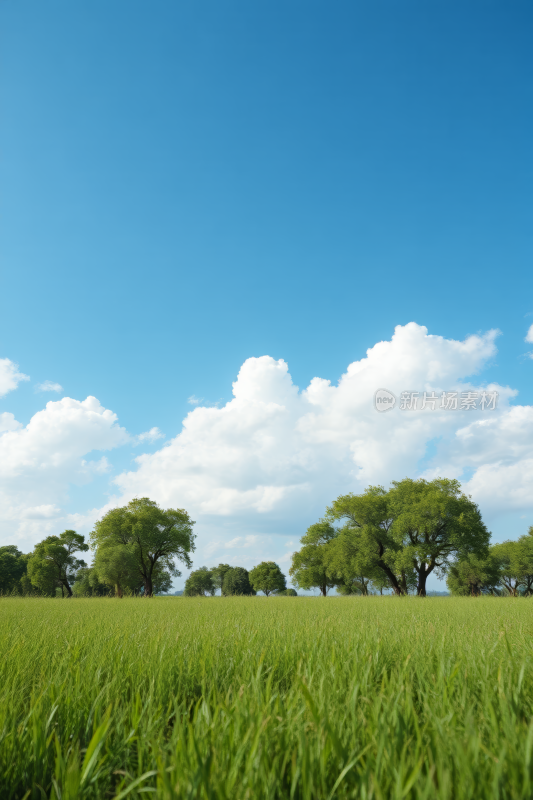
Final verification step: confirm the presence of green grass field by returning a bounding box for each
[2,597,533,799]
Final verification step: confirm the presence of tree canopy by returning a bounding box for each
[326,478,490,596]
[289,522,340,596]
[184,567,216,596]
[222,567,255,596]
[27,530,88,597]
[90,498,195,596]
[249,561,286,596]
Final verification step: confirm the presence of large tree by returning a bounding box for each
[327,479,490,596]
[289,522,340,596]
[27,531,88,597]
[91,498,195,597]
[0,546,27,594]
[184,567,216,597]
[249,561,286,596]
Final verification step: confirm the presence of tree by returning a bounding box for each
[446,552,501,596]
[491,540,529,596]
[27,531,88,597]
[0,546,28,594]
[289,522,340,596]
[327,479,490,596]
[281,588,298,596]
[93,545,141,597]
[249,561,286,596]
[222,567,256,596]
[210,563,232,595]
[91,498,195,597]
[72,566,110,597]
[184,567,216,596]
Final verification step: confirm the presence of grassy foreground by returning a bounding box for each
[1,597,533,799]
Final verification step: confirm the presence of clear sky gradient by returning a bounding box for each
[1,1,532,589]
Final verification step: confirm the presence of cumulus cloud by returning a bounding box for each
[0,357,29,397]
[526,324,533,345]
[135,427,165,444]
[109,322,533,570]
[3,324,533,576]
[0,396,129,549]
[35,380,63,393]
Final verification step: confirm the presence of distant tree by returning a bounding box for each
[27,531,88,597]
[289,522,340,596]
[91,498,195,597]
[327,479,490,596]
[249,561,286,596]
[446,551,501,596]
[210,563,232,595]
[222,567,256,596]
[278,588,297,596]
[0,546,28,593]
[491,539,533,596]
[72,566,110,597]
[184,567,216,596]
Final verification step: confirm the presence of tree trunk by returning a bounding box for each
[320,583,327,596]
[144,576,153,597]
[63,580,73,598]
[416,570,427,597]
[376,561,404,596]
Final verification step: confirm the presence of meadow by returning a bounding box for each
[1,597,533,800]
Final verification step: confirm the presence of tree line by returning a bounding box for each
[183,562,296,596]
[0,498,195,597]
[1,479,532,598]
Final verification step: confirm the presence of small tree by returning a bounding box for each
[184,567,216,596]
[222,567,255,596]
[249,561,286,596]
[27,531,88,597]
[72,567,110,597]
[289,522,340,596]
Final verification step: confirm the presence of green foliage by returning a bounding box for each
[289,522,340,596]
[27,530,88,597]
[91,498,195,596]
[327,478,490,596]
[93,544,142,597]
[210,563,232,594]
[72,567,110,597]
[3,597,533,799]
[491,536,533,596]
[184,567,216,597]
[249,561,286,596]
[446,551,501,596]
[0,546,27,594]
[222,566,255,596]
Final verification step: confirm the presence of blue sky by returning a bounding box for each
[1,1,532,590]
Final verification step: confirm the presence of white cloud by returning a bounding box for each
[35,381,63,393]
[135,427,165,444]
[3,324,533,578]
[525,324,533,346]
[108,322,533,575]
[0,412,22,433]
[0,396,129,549]
[188,395,203,405]
[0,357,29,397]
